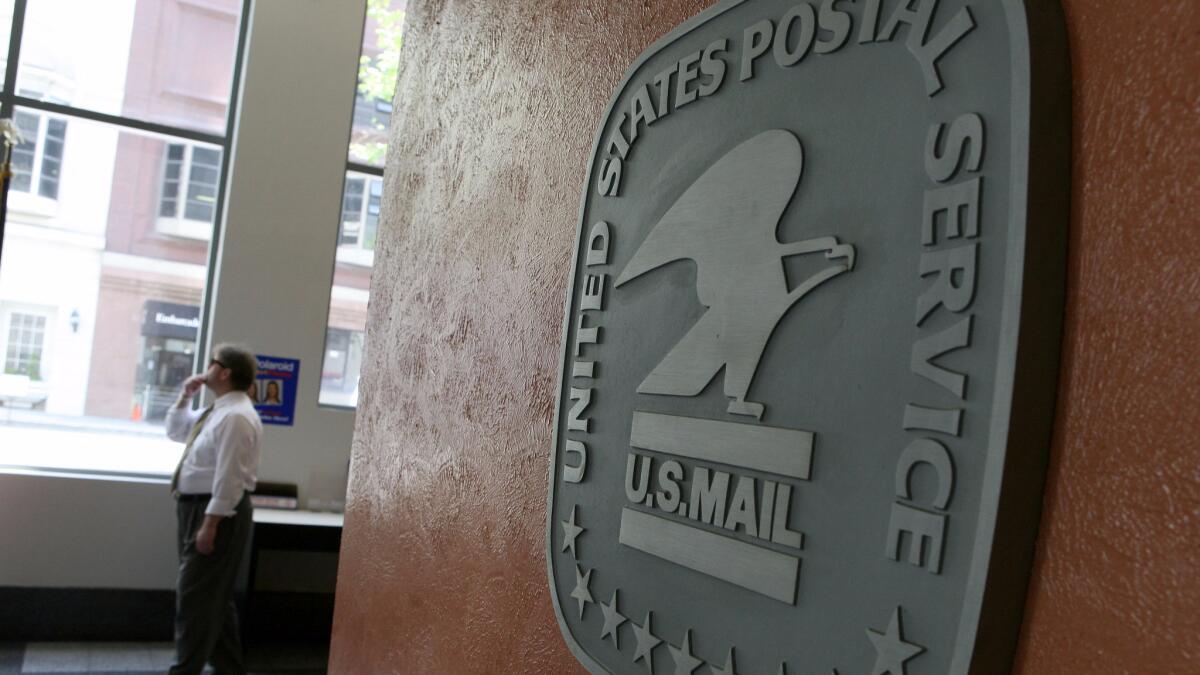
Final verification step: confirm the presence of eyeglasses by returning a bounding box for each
[209,358,228,369]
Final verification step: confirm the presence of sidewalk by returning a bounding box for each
[0,412,180,476]
[0,409,165,436]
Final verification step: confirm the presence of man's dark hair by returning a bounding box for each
[215,343,257,391]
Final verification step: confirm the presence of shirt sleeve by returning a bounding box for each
[206,413,257,517]
[165,404,203,443]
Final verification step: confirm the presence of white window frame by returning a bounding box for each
[7,110,66,218]
[1,305,53,384]
[155,141,222,240]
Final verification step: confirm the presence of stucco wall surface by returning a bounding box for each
[330,1,1199,673]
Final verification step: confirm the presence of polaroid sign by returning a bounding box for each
[254,355,299,426]
[547,1,1069,673]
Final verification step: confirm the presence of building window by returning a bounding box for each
[156,142,223,240]
[338,175,382,252]
[4,312,48,380]
[159,143,221,223]
[11,110,66,200]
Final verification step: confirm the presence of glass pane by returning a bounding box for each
[10,111,37,193]
[348,0,406,167]
[17,0,242,136]
[0,112,222,475]
[37,117,67,198]
[319,171,379,407]
[183,146,221,221]
[342,177,364,218]
[159,144,184,217]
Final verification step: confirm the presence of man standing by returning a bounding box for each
[165,344,263,675]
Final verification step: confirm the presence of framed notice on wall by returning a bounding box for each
[254,355,300,426]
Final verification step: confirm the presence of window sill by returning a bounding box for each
[316,402,358,414]
[8,192,60,219]
[155,216,212,241]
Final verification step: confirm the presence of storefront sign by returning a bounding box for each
[548,1,1068,673]
[255,355,299,426]
[141,300,200,341]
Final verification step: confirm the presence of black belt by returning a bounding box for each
[175,492,212,503]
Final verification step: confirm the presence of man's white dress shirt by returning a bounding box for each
[166,391,263,517]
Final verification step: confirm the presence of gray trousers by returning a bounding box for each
[169,494,252,675]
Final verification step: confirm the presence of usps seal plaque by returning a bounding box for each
[547,1,1068,673]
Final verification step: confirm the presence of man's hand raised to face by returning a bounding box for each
[176,374,207,408]
[182,374,206,397]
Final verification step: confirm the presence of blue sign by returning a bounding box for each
[254,355,299,426]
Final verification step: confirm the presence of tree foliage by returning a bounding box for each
[351,0,405,165]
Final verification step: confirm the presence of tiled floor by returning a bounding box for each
[20,643,175,673]
[0,642,327,675]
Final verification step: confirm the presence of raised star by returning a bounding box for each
[668,629,703,675]
[570,564,593,620]
[631,611,662,673]
[709,648,737,675]
[599,588,627,649]
[866,607,925,675]
[561,505,584,558]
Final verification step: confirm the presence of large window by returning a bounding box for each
[319,0,405,407]
[0,0,246,475]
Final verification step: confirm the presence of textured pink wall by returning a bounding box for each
[330,1,1200,673]
[1013,0,1200,671]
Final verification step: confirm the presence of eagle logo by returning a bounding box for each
[615,130,856,420]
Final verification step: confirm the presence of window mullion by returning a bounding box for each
[1,0,29,118]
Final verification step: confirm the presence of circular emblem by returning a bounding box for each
[547,1,1068,673]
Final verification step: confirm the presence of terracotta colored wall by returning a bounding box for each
[330,1,1200,673]
[1013,0,1199,672]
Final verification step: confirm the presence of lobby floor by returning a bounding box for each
[0,642,327,675]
